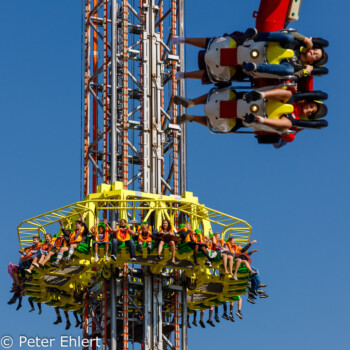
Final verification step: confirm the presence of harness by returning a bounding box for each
[138,231,153,243]
[69,226,85,244]
[94,227,109,243]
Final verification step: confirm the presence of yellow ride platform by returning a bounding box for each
[17,181,252,311]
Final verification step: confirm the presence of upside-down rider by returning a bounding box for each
[172,28,328,83]
[173,87,328,145]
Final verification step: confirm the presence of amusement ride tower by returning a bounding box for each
[16,1,305,350]
[81,0,188,348]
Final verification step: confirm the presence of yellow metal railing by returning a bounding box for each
[17,182,251,249]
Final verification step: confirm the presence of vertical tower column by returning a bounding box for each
[82,0,186,197]
[81,1,187,349]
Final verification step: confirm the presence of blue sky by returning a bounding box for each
[1,1,349,350]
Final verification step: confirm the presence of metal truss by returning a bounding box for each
[82,0,185,197]
[80,0,187,348]
[80,265,188,350]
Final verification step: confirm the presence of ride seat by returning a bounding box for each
[266,42,294,64]
[220,100,237,118]
[220,48,238,66]
[266,100,294,119]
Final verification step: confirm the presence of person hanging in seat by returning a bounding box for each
[242,29,328,79]
[247,267,269,304]
[171,29,252,85]
[110,219,136,262]
[221,237,235,276]
[7,262,25,304]
[222,296,243,322]
[90,218,110,262]
[179,223,213,267]
[211,232,226,253]
[172,29,328,83]
[41,232,67,267]
[155,219,181,263]
[18,235,42,279]
[173,87,328,144]
[51,214,88,267]
[243,88,328,145]
[228,237,258,281]
[25,233,53,275]
[28,297,42,315]
[53,307,71,330]
[137,222,154,256]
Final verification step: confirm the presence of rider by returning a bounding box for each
[51,214,88,267]
[172,29,328,82]
[242,29,328,79]
[91,218,110,262]
[137,222,154,256]
[173,87,328,140]
[109,219,136,262]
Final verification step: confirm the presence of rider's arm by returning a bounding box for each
[241,240,257,253]
[128,228,136,236]
[258,115,293,129]
[291,32,313,50]
[262,88,292,103]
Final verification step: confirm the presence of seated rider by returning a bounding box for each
[211,232,226,252]
[248,267,269,304]
[18,235,42,278]
[171,29,253,84]
[228,237,258,281]
[40,232,67,266]
[243,88,328,140]
[137,222,154,256]
[179,223,213,267]
[25,233,53,275]
[91,218,110,262]
[109,219,136,262]
[222,296,243,322]
[155,219,181,263]
[172,29,328,83]
[173,87,328,141]
[51,214,88,267]
[8,262,25,301]
[242,29,328,79]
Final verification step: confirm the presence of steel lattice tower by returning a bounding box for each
[81,1,187,349]
[82,0,185,197]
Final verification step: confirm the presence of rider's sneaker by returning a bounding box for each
[171,36,185,45]
[242,61,257,73]
[236,310,243,320]
[243,90,263,103]
[222,313,229,320]
[175,71,185,80]
[243,28,258,41]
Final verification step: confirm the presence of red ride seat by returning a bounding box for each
[220,100,237,119]
[220,48,238,66]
